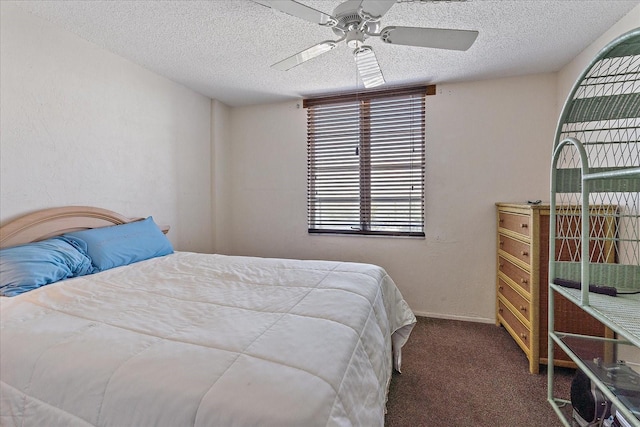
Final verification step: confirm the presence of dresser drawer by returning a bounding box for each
[499,234,532,266]
[497,277,530,322]
[498,211,531,239]
[495,203,616,375]
[497,299,531,351]
[498,256,531,293]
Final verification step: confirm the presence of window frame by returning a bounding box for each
[304,85,435,237]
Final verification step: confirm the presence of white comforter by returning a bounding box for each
[0,252,416,427]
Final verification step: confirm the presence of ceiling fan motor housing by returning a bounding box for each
[346,30,365,48]
[331,0,380,42]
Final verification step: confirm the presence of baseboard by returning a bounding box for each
[413,310,496,324]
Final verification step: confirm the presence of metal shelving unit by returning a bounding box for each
[547,28,640,427]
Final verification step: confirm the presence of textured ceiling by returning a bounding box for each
[11,0,640,106]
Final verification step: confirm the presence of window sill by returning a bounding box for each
[308,230,425,239]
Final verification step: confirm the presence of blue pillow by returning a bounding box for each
[62,216,173,272]
[0,237,95,297]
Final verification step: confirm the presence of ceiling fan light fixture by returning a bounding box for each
[354,46,385,88]
[346,29,365,48]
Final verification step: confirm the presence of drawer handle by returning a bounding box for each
[520,278,528,284]
[520,332,527,340]
[521,251,529,256]
[499,241,504,246]
[519,306,527,312]
[499,263,504,268]
[520,223,528,228]
[498,286,503,291]
[499,219,504,223]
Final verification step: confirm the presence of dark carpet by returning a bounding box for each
[385,317,574,427]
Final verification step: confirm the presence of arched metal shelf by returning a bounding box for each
[548,27,640,427]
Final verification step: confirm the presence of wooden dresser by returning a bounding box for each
[495,203,613,374]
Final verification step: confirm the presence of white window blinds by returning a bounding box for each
[304,85,433,237]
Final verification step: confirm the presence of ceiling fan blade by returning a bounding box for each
[354,46,385,88]
[253,0,337,27]
[380,26,479,51]
[358,0,397,21]
[272,41,338,71]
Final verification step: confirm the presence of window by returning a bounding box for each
[304,85,433,237]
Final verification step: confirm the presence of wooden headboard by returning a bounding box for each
[0,206,169,249]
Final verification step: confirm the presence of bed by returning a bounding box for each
[0,206,416,427]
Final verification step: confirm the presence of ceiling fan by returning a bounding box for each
[253,0,479,88]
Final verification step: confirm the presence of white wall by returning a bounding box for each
[220,73,558,322]
[557,4,640,110]
[211,99,232,251]
[0,3,214,252]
